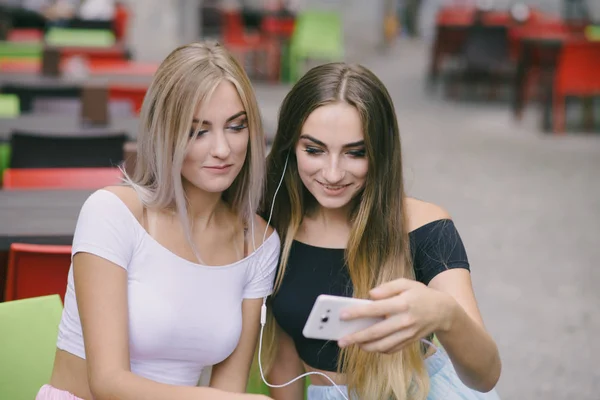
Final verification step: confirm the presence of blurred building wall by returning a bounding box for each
[126,0,182,62]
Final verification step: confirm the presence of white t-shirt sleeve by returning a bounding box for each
[72,189,139,270]
[242,231,280,299]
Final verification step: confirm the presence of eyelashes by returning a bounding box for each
[303,146,366,158]
[189,119,248,138]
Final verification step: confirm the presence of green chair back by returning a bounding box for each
[288,10,344,82]
[0,295,63,400]
[0,94,18,184]
[0,94,20,117]
[585,25,600,41]
[0,41,42,58]
[45,27,116,48]
[0,143,11,185]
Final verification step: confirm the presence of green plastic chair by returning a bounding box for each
[585,25,600,41]
[45,27,116,48]
[0,94,20,117]
[0,94,18,184]
[0,295,63,400]
[288,10,344,82]
[0,143,10,183]
[0,41,42,58]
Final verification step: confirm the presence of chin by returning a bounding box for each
[203,181,236,193]
[313,195,353,210]
[188,177,237,193]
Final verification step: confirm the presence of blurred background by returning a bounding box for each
[0,0,598,399]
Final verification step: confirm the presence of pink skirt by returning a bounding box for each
[36,384,84,400]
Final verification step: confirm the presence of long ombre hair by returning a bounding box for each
[261,63,429,399]
[123,42,265,261]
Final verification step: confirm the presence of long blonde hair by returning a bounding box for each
[123,42,265,260]
[261,63,429,399]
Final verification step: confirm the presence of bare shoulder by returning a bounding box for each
[101,185,144,223]
[405,197,452,232]
[248,214,276,247]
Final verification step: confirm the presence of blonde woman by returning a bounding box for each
[261,63,501,399]
[36,42,279,400]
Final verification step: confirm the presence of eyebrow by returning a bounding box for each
[299,134,364,149]
[192,111,247,125]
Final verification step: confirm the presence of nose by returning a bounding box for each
[210,130,231,159]
[322,156,345,184]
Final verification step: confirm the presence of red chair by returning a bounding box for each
[221,10,274,80]
[553,41,600,133]
[59,46,127,64]
[481,11,511,26]
[6,28,44,42]
[113,2,130,41]
[260,15,295,81]
[436,7,475,27]
[509,19,568,60]
[108,85,147,114]
[0,58,40,73]
[3,168,123,190]
[89,60,158,76]
[4,243,72,302]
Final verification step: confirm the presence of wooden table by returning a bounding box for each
[0,73,153,88]
[0,189,92,251]
[0,73,152,112]
[0,114,140,142]
[427,9,512,89]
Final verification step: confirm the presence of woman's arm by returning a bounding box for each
[267,322,305,400]
[210,298,263,392]
[338,202,501,392]
[428,269,501,392]
[75,253,269,400]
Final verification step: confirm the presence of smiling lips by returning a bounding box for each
[317,181,351,194]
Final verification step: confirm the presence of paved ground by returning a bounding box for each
[252,38,600,400]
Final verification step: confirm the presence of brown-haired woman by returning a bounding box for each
[260,62,501,400]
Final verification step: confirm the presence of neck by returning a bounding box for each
[181,179,225,227]
[311,204,352,230]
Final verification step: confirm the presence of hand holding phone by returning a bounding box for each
[302,294,384,341]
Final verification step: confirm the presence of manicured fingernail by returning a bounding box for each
[340,312,349,319]
[338,340,347,347]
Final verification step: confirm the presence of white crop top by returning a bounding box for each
[57,189,280,386]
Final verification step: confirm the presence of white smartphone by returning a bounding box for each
[302,294,384,341]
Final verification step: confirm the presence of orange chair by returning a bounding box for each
[4,243,72,302]
[2,167,123,190]
[553,41,600,133]
[108,85,147,114]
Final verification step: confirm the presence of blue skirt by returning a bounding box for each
[306,348,501,400]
